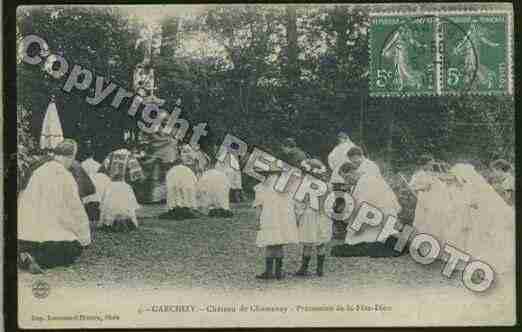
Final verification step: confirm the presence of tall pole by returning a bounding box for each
[359,93,365,149]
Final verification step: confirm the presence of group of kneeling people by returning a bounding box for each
[17,139,240,274]
[18,135,515,282]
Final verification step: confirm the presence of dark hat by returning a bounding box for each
[337,131,349,139]
[490,159,512,172]
[346,146,363,158]
[54,139,77,157]
[338,161,358,175]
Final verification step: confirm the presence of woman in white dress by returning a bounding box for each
[197,168,233,217]
[295,159,332,277]
[450,163,515,275]
[18,139,90,273]
[98,147,142,232]
[254,169,299,280]
[161,148,200,219]
[342,162,401,248]
[100,180,140,232]
[409,160,454,245]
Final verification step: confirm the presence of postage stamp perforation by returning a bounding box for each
[368,22,374,92]
[505,10,514,95]
[443,90,510,97]
[369,9,514,17]
[369,92,437,98]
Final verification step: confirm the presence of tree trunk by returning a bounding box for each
[285,6,298,85]
[334,6,348,92]
[161,17,179,59]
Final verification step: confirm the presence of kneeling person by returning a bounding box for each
[198,168,233,217]
[162,148,200,219]
[100,179,140,232]
[18,139,91,273]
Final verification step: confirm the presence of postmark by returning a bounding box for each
[370,16,436,97]
[369,11,513,97]
[442,14,510,95]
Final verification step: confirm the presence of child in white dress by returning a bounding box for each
[197,168,233,217]
[160,149,200,220]
[254,169,299,280]
[295,158,332,277]
[99,175,140,232]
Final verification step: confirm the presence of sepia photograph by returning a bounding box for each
[9,2,516,329]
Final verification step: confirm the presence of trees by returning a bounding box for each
[17,6,142,160]
[16,4,515,170]
[155,4,515,166]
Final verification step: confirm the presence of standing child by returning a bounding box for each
[295,159,332,277]
[254,169,299,280]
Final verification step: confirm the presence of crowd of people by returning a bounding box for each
[17,132,515,283]
[17,137,239,274]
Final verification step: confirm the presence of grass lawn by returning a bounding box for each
[19,203,464,292]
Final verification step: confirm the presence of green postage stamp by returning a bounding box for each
[369,11,513,97]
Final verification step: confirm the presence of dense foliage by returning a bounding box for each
[17,5,515,175]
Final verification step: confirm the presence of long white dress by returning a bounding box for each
[450,164,515,274]
[166,164,198,209]
[345,172,401,245]
[409,170,454,243]
[443,177,476,249]
[18,161,91,246]
[254,175,299,247]
[359,158,381,177]
[100,181,140,227]
[197,169,231,211]
[296,201,332,245]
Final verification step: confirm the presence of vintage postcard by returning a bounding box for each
[13,2,515,329]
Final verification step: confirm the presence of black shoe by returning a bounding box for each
[317,255,325,277]
[275,258,284,280]
[256,257,274,279]
[295,255,311,277]
[255,271,274,279]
